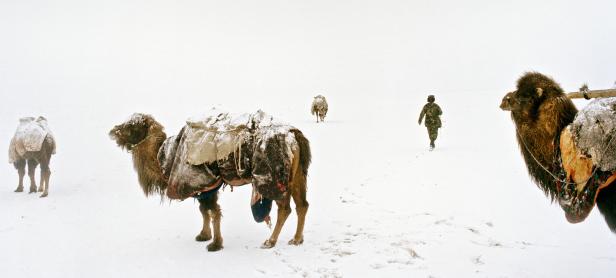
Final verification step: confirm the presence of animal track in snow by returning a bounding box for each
[471,255,485,265]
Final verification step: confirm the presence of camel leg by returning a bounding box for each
[195,201,212,242]
[261,194,292,249]
[197,193,223,251]
[14,160,26,192]
[289,174,309,245]
[27,159,38,193]
[207,205,223,251]
[39,163,50,198]
[39,168,45,193]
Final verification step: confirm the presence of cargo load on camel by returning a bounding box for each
[9,116,56,163]
[158,110,295,203]
[558,97,616,222]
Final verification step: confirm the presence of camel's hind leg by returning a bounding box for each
[27,159,38,193]
[289,173,309,245]
[14,160,26,192]
[39,163,51,198]
[261,193,292,249]
[197,193,223,251]
[39,137,54,197]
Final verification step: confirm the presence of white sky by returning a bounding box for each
[0,0,615,130]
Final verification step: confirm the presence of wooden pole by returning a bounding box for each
[567,88,616,99]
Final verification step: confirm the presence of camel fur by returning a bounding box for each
[9,116,56,197]
[109,112,311,251]
[501,72,616,232]
[311,95,328,123]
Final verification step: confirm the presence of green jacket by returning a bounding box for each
[419,103,442,128]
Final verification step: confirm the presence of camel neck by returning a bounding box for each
[512,96,578,198]
[131,128,168,196]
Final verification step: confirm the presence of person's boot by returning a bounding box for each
[429,140,435,151]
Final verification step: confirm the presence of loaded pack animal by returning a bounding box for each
[9,116,56,198]
[311,95,328,123]
[109,111,311,251]
[501,72,616,232]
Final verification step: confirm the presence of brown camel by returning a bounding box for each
[311,95,328,123]
[9,117,56,198]
[501,72,616,232]
[109,113,311,251]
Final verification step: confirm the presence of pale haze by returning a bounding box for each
[1,1,616,277]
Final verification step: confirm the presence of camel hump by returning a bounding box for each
[570,97,616,171]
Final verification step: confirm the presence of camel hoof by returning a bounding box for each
[207,241,223,252]
[261,239,276,249]
[29,187,37,193]
[40,193,48,198]
[195,234,212,242]
[14,187,24,193]
[288,238,304,246]
[38,187,44,192]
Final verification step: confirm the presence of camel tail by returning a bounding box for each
[291,129,311,175]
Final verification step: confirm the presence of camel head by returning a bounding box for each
[109,113,158,151]
[500,72,567,121]
[499,91,518,111]
[501,72,578,202]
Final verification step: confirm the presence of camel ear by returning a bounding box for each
[536,87,543,97]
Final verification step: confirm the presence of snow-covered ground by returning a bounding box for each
[1,90,615,278]
[2,1,616,277]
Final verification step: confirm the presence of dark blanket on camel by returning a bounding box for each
[157,110,294,201]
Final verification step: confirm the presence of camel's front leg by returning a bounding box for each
[14,160,26,192]
[196,201,212,242]
[262,194,292,249]
[208,205,223,251]
[197,192,223,251]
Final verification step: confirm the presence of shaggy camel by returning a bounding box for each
[9,116,56,197]
[501,72,616,232]
[109,112,311,251]
[311,95,328,123]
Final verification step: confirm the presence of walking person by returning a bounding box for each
[418,95,442,151]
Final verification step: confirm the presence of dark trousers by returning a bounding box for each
[427,126,439,143]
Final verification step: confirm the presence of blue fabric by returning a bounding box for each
[251,198,273,223]
[193,185,222,201]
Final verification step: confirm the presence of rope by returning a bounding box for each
[516,128,567,183]
[234,132,246,175]
[516,124,616,186]
[129,133,158,151]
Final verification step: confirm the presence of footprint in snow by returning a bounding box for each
[466,227,480,234]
